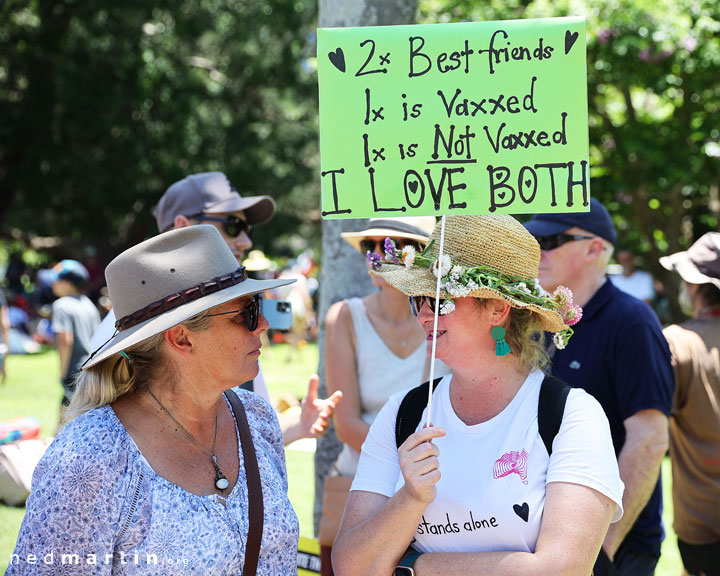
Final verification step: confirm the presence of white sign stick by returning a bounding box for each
[425,215,447,428]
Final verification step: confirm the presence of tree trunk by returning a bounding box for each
[314,0,417,534]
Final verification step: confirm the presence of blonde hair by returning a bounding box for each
[504,307,550,372]
[478,299,549,372]
[63,311,212,425]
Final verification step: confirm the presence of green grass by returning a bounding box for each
[0,345,683,574]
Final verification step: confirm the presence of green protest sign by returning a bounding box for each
[318,17,589,218]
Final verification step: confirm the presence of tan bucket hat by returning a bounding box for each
[372,215,574,336]
[83,225,295,369]
[341,216,436,252]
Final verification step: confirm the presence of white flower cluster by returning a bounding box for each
[439,299,456,314]
[553,332,567,350]
[533,278,549,297]
[512,282,533,295]
[442,265,472,298]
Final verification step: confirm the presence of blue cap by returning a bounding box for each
[49,259,90,287]
[524,198,617,245]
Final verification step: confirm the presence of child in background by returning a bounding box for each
[50,260,100,406]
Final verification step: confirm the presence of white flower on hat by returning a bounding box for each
[402,245,416,269]
[433,254,452,278]
[439,299,456,315]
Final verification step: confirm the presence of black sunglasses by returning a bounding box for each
[534,233,596,251]
[360,238,422,254]
[190,214,253,239]
[409,295,437,317]
[207,293,260,331]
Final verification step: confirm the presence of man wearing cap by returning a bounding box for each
[94,171,340,445]
[50,260,101,406]
[660,232,720,576]
[525,198,674,576]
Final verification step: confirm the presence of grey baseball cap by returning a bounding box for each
[153,172,275,232]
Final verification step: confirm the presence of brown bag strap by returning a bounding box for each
[225,390,264,576]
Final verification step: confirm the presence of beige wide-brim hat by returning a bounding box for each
[341,216,436,252]
[83,225,295,369]
[372,215,566,333]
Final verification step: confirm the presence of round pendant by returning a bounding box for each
[215,477,229,491]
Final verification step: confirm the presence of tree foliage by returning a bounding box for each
[0,0,319,258]
[420,0,720,276]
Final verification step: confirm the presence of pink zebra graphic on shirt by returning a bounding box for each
[493,449,529,484]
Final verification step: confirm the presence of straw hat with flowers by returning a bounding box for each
[370,215,582,348]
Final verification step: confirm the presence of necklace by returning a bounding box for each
[147,387,229,493]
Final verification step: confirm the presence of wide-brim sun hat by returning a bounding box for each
[83,225,295,369]
[659,232,720,289]
[372,215,568,334]
[341,216,436,253]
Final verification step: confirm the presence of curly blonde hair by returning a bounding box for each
[62,312,212,425]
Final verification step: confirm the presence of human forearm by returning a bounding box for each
[278,409,303,445]
[333,487,427,576]
[335,417,370,453]
[604,412,668,558]
[55,333,73,380]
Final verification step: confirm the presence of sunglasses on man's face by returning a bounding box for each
[360,238,422,254]
[190,214,253,239]
[534,233,596,251]
[409,295,438,317]
[207,293,260,331]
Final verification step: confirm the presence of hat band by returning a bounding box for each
[115,267,247,331]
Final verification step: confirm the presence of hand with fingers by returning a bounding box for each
[398,425,446,505]
[300,373,343,439]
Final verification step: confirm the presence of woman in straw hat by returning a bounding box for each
[9,226,300,575]
[320,217,451,575]
[332,215,624,576]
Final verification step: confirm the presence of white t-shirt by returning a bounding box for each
[352,371,624,554]
[610,271,655,301]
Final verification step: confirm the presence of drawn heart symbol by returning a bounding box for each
[565,30,579,55]
[513,502,529,522]
[328,48,346,73]
[497,190,506,200]
[525,179,532,188]
[408,181,419,194]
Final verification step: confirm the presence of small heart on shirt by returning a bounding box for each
[513,502,529,522]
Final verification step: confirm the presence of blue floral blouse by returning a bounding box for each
[7,387,299,575]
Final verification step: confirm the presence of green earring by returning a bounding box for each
[491,326,511,357]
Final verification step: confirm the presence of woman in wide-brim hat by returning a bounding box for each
[320,217,451,575]
[9,226,300,575]
[333,215,625,576]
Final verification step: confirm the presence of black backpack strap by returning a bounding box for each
[538,374,571,457]
[395,377,444,449]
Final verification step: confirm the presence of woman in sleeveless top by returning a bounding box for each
[322,217,450,575]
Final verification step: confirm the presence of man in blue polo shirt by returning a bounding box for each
[525,199,674,576]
